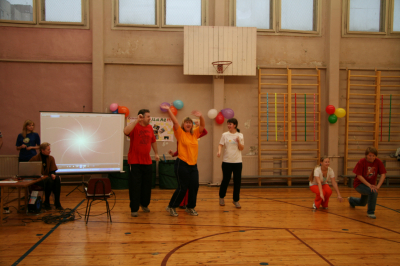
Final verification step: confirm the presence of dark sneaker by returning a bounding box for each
[43,203,51,211]
[185,208,198,216]
[367,214,376,219]
[348,197,355,208]
[178,205,186,209]
[140,205,150,212]
[131,212,138,217]
[55,205,64,211]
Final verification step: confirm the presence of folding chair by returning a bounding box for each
[84,178,112,224]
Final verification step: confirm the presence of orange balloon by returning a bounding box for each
[170,106,178,116]
[118,106,130,117]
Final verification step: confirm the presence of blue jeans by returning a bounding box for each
[349,184,378,214]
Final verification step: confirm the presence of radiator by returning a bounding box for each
[0,155,19,178]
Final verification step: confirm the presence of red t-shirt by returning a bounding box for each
[353,158,387,188]
[127,123,156,165]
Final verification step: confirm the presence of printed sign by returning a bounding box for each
[126,117,174,142]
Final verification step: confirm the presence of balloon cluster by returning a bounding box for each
[110,103,129,117]
[160,100,184,116]
[325,105,346,124]
[208,108,234,124]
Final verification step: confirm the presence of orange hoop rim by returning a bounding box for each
[212,61,232,74]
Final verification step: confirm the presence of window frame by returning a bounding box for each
[38,0,87,26]
[0,0,89,29]
[342,0,400,37]
[229,0,321,36]
[113,0,208,31]
[389,0,400,34]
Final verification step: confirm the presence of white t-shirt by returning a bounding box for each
[309,166,335,186]
[219,131,244,163]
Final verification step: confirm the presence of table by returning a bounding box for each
[0,176,43,226]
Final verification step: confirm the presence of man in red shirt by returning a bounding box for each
[348,147,387,219]
[124,109,159,217]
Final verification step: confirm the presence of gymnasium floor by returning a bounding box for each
[0,185,399,266]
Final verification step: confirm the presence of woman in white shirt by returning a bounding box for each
[217,118,244,208]
[309,157,343,211]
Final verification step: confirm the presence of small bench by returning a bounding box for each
[340,175,400,188]
[242,175,309,186]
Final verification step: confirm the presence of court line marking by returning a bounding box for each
[376,204,400,213]
[243,194,400,235]
[160,228,335,266]
[11,199,86,266]
[286,229,334,266]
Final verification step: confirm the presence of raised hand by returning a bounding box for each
[160,104,170,110]
[191,110,202,117]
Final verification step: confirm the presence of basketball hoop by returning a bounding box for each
[212,61,232,74]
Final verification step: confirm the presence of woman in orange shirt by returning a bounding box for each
[161,104,205,217]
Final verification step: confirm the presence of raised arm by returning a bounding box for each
[124,114,142,136]
[191,110,204,133]
[161,104,180,130]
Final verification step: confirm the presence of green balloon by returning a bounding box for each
[328,114,338,124]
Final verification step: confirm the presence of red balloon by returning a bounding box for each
[215,112,224,124]
[118,106,130,117]
[170,106,178,116]
[325,105,335,115]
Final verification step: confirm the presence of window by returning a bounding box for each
[343,0,400,37]
[114,0,207,30]
[0,0,88,28]
[231,0,321,35]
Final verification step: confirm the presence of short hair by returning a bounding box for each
[365,147,378,156]
[181,117,193,134]
[138,109,150,116]
[40,142,50,151]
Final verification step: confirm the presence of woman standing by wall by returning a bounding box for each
[16,120,40,162]
[217,118,244,208]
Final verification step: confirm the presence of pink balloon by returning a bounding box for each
[110,103,118,112]
[221,108,234,119]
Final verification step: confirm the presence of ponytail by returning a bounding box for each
[309,156,329,182]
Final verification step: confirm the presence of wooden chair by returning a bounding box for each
[84,178,112,224]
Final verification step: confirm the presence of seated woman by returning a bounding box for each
[30,142,63,211]
[16,120,40,162]
[309,156,343,211]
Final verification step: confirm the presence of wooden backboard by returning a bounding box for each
[184,26,257,76]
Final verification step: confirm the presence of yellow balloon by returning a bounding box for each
[334,108,346,118]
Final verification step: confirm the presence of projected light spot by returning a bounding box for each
[76,136,88,146]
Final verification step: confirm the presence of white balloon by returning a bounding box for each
[207,109,218,119]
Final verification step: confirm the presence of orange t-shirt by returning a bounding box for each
[174,126,201,165]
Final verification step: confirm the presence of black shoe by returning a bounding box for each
[43,203,51,210]
[178,205,186,209]
[55,205,64,211]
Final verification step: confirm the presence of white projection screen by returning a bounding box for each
[40,112,125,174]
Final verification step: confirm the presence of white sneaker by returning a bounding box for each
[219,198,225,206]
[140,205,150,212]
[185,208,198,216]
[131,212,138,217]
[233,201,241,208]
[166,206,178,217]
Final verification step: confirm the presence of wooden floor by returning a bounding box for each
[1,185,399,266]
